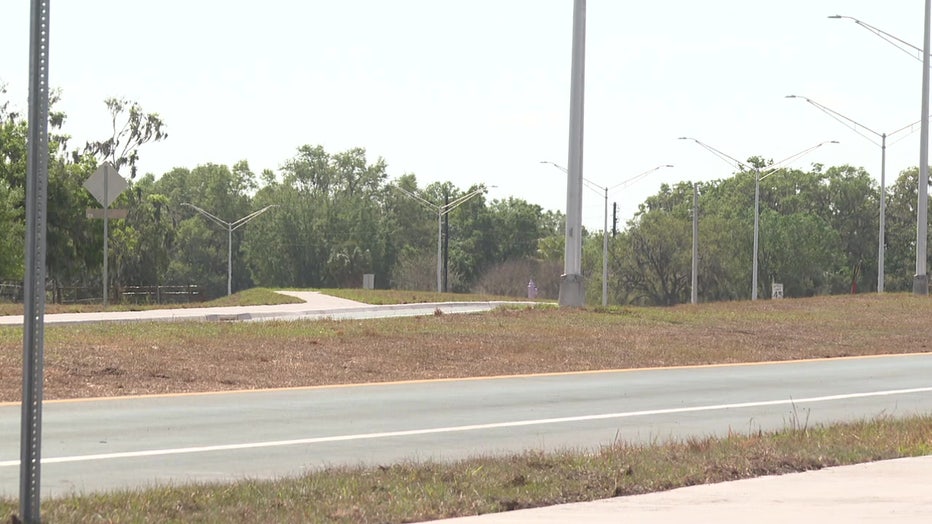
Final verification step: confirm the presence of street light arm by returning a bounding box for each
[230,205,279,231]
[759,140,839,181]
[786,95,883,146]
[678,137,751,172]
[539,160,569,174]
[829,14,926,64]
[606,164,675,193]
[182,202,229,229]
[443,186,491,215]
[390,184,440,212]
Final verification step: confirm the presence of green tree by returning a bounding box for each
[82,97,167,179]
[157,162,257,297]
[884,167,932,292]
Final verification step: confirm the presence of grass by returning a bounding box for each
[0,287,304,316]
[1,415,930,523]
[0,292,930,401]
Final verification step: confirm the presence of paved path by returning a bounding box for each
[0,291,535,325]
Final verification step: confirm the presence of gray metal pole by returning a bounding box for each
[103,165,109,306]
[602,187,608,307]
[227,225,232,296]
[752,169,761,300]
[916,0,931,295]
[692,183,699,305]
[437,211,443,293]
[879,134,887,293]
[21,1,51,522]
[559,0,586,307]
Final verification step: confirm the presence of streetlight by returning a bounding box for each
[541,161,673,306]
[679,138,838,300]
[919,0,931,295]
[391,184,491,293]
[828,15,927,64]
[831,10,932,294]
[786,95,922,293]
[181,203,278,296]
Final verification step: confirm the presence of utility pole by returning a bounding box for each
[916,0,931,295]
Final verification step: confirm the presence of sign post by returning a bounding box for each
[21,1,51,522]
[83,162,127,306]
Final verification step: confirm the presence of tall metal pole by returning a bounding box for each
[227,225,233,296]
[436,211,443,293]
[692,183,699,305]
[443,193,450,292]
[560,0,586,307]
[916,0,931,295]
[752,169,761,300]
[879,134,887,292]
[103,166,109,306]
[601,187,608,307]
[21,2,51,521]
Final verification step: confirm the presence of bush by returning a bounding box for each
[473,258,561,299]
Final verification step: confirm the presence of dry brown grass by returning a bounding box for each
[0,293,929,402]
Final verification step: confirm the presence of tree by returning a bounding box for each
[155,162,257,297]
[82,97,167,179]
[884,167,932,292]
[0,179,23,279]
[758,210,845,297]
[244,146,390,289]
[617,211,692,305]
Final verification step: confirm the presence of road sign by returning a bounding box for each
[86,208,128,219]
[83,162,127,208]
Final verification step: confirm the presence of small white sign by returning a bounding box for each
[84,162,127,208]
[772,283,784,299]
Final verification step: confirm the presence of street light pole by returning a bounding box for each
[542,161,672,306]
[182,203,278,296]
[786,95,921,293]
[391,185,489,293]
[560,0,587,307]
[679,138,837,300]
[917,0,932,295]
[692,183,699,305]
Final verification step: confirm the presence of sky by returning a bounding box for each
[1,1,929,230]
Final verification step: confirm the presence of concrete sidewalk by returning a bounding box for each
[0,291,536,325]
[436,455,932,523]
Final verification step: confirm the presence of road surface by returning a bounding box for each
[0,354,929,498]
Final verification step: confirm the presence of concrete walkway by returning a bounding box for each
[437,455,932,523]
[0,291,536,325]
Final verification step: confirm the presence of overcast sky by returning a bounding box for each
[1,1,928,229]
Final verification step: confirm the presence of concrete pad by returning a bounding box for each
[435,456,932,523]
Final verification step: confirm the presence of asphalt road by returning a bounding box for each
[0,354,930,498]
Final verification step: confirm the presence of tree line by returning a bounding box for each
[2,90,930,305]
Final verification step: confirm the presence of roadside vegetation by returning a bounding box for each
[0,291,929,401]
[1,415,930,523]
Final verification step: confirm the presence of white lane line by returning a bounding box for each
[1,386,930,467]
